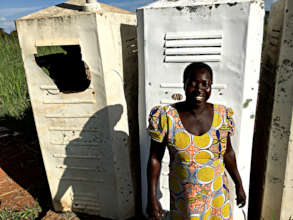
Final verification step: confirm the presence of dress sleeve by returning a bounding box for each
[226,107,235,136]
[147,106,167,143]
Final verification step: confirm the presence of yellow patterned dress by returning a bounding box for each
[147,104,235,220]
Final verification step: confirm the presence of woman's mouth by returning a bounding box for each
[195,96,205,101]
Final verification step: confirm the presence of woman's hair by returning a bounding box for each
[183,62,213,84]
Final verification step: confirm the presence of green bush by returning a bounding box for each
[0,29,30,119]
[0,28,64,119]
[0,204,41,220]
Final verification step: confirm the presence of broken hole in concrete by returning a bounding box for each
[35,45,91,93]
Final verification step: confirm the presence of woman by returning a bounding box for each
[147,62,246,220]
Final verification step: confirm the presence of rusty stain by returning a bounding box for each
[171,93,183,101]
[243,99,252,108]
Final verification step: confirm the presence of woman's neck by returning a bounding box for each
[177,101,209,115]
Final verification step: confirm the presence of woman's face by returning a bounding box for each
[184,68,212,106]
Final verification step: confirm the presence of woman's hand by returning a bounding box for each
[224,136,246,208]
[236,185,246,208]
[147,198,164,220]
[147,139,166,220]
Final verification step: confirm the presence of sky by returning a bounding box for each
[0,0,277,33]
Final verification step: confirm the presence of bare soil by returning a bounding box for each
[0,121,111,220]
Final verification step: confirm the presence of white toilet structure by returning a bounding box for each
[260,0,293,219]
[137,0,264,217]
[16,0,137,219]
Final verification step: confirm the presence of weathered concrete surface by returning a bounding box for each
[19,0,132,20]
[16,1,137,219]
[248,1,285,220]
[260,0,293,219]
[137,0,264,218]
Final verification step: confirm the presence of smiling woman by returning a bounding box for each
[146,62,246,220]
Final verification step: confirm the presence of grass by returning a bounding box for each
[0,203,41,220]
[0,30,30,119]
[0,28,65,120]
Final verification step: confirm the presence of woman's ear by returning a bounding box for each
[183,81,187,91]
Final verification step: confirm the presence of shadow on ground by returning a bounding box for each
[0,108,145,220]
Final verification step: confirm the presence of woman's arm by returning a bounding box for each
[224,135,246,208]
[147,139,167,220]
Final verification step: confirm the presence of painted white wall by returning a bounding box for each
[261,0,293,219]
[137,0,264,218]
[16,1,137,219]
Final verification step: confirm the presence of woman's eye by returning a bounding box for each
[188,81,196,87]
[202,81,209,87]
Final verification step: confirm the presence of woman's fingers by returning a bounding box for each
[236,187,246,208]
[237,199,246,208]
[235,185,246,208]
[150,210,164,220]
[147,198,164,220]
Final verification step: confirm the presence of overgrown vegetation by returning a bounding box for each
[0,203,41,220]
[0,28,64,119]
[0,29,30,119]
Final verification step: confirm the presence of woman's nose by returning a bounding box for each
[196,82,205,91]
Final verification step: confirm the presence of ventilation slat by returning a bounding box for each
[165,31,222,40]
[51,142,97,146]
[165,39,222,48]
[165,47,221,55]
[61,177,104,183]
[57,165,99,171]
[45,114,95,118]
[49,127,99,132]
[73,200,100,207]
[160,100,174,104]
[164,31,223,63]
[164,55,221,63]
[43,100,95,104]
[53,154,100,159]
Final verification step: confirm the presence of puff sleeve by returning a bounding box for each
[147,106,168,143]
[226,107,235,136]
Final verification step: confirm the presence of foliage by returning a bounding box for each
[0,204,41,220]
[0,30,64,119]
[0,31,30,119]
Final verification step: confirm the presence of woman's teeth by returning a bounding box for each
[195,96,204,101]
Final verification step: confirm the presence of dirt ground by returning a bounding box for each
[0,121,129,220]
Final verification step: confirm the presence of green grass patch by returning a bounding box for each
[0,30,30,119]
[0,28,64,119]
[0,204,41,220]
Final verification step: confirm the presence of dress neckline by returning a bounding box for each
[170,103,216,137]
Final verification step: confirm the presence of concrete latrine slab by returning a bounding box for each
[16,1,137,219]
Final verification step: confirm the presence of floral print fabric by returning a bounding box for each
[148,104,235,220]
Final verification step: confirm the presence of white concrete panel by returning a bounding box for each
[16,1,136,219]
[137,0,264,217]
[261,0,293,219]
